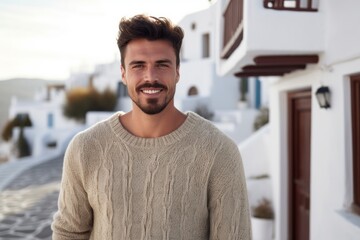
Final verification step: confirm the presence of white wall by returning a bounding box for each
[270,58,360,240]
[93,60,121,92]
[239,125,271,178]
[214,109,259,143]
[322,0,360,66]
[246,0,324,53]
[179,6,216,61]
[210,73,239,110]
[310,58,360,240]
[86,111,115,127]
[177,60,215,98]
[178,5,240,112]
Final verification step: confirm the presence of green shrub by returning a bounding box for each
[249,174,270,180]
[95,88,118,112]
[63,87,117,122]
[253,107,269,131]
[2,120,15,141]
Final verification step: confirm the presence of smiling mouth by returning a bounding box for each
[138,83,166,95]
[141,89,162,94]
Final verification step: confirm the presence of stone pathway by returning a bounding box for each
[0,157,63,240]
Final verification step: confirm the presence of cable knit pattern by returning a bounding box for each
[51,111,252,240]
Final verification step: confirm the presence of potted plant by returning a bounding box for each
[251,197,274,240]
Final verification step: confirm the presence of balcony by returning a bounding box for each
[218,0,323,77]
[264,0,318,11]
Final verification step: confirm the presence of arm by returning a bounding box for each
[208,140,252,240]
[51,135,93,239]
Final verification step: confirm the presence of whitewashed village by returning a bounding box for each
[1,0,360,240]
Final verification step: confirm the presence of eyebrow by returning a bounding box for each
[128,60,145,66]
[155,59,173,65]
[128,59,173,66]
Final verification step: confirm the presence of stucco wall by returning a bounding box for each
[322,0,360,66]
[270,58,360,240]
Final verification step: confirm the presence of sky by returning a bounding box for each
[0,0,211,81]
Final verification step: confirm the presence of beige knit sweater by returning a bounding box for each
[52,112,251,239]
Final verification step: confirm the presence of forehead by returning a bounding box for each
[123,39,176,64]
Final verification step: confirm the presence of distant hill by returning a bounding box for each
[0,78,64,142]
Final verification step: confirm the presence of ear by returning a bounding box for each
[121,66,127,85]
[175,68,180,83]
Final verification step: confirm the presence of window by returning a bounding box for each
[351,74,360,213]
[202,33,210,58]
[48,113,54,129]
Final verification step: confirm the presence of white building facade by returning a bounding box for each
[214,0,360,239]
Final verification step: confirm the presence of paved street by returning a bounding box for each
[0,157,63,240]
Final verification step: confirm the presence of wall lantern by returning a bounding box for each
[315,86,331,109]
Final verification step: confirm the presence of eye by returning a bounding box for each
[157,63,169,68]
[132,64,144,69]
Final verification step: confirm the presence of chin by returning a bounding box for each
[140,105,167,115]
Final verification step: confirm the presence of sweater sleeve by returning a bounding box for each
[51,135,93,239]
[208,139,252,240]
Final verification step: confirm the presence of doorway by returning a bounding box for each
[288,89,312,240]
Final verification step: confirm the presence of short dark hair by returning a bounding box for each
[117,14,184,68]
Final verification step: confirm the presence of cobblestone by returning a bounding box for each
[0,157,63,240]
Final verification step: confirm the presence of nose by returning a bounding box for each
[144,66,159,82]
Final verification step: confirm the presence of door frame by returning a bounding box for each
[287,88,312,240]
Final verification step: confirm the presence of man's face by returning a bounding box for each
[121,39,180,115]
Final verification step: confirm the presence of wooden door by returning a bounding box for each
[288,89,311,240]
[351,75,360,213]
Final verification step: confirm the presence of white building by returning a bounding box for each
[213,0,360,239]
[8,84,84,159]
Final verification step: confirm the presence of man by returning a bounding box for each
[52,14,251,239]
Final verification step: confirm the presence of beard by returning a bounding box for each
[134,97,171,115]
[131,83,175,115]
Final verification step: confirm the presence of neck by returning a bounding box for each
[119,105,187,138]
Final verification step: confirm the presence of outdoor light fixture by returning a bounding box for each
[315,86,331,109]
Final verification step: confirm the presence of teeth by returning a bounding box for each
[142,89,161,94]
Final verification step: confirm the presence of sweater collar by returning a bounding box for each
[109,111,199,148]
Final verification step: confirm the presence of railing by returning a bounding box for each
[264,0,318,11]
[221,0,244,59]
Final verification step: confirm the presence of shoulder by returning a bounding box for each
[186,112,241,172]
[188,111,239,151]
[74,112,118,142]
[66,112,119,157]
